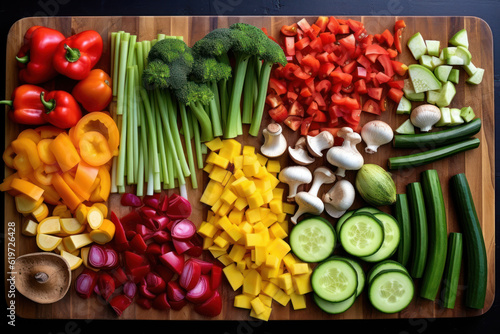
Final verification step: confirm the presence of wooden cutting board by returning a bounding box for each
[3,16,495,320]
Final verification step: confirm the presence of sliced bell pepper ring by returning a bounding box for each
[36,125,65,139]
[316,80,332,94]
[37,139,57,165]
[365,44,389,56]
[33,165,53,186]
[12,154,33,177]
[34,181,60,205]
[78,131,113,167]
[387,48,398,58]
[394,20,406,54]
[72,112,120,157]
[10,137,42,170]
[377,54,395,77]
[0,172,20,192]
[89,165,111,202]
[3,145,16,169]
[51,172,81,211]
[72,69,112,111]
[18,128,41,144]
[50,132,81,172]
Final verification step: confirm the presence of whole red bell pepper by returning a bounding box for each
[0,84,48,125]
[40,90,82,129]
[53,30,103,80]
[16,26,65,84]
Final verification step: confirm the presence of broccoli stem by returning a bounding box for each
[208,92,223,138]
[190,112,204,169]
[249,60,273,137]
[179,103,198,189]
[242,56,257,124]
[225,53,251,138]
[218,79,229,127]
[189,101,214,142]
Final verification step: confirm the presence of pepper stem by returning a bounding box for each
[34,272,49,284]
[64,44,81,63]
[0,100,13,107]
[16,54,29,64]
[40,92,56,113]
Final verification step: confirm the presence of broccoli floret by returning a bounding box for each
[192,28,234,57]
[190,54,232,83]
[142,59,171,90]
[147,38,194,65]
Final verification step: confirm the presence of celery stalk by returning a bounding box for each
[136,143,145,197]
[110,32,117,90]
[241,56,257,124]
[139,87,160,176]
[155,102,169,185]
[191,112,204,169]
[249,61,273,137]
[112,31,123,97]
[126,35,137,67]
[117,33,130,115]
[126,66,135,185]
[179,103,198,189]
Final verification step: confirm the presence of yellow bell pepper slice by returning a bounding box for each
[3,145,16,169]
[18,128,41,144]
[72,112,120,156]
[89,165,110,202]
[51,173,81,211]
[11,137,42,170]
[78,131,112,167]
[50,132,81,172]
[74,162,99,195]
[12,154,33,177]
[0,172,19,192]
[36,125,65,139]
[10,178,44,201]
[37,139,57,165]
[33,165,53,186]
[62,172,90,201]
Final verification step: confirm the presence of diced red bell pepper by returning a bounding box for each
[327,16,340,34]
[362,98,381,115]
[377,54,395,77]
[367,87,383,100]
[289,101,305,117]
[284,115,302,131]
[381,29,394,47]
[318,62,335,79]
[338,24,350,34]
[338,34,356,54]
[297,18,312,33]
[387,79,405,89]
[365,44,389,55]
[308,36,323,52]
[281,23,298,36]
[316,79,332,94]
[265,92,283,108]
[354,79,367,94]
[315,16,329,32]
[285,36,295,56]
[269,78,287,95]
[391,60,408,76]
[388,87,404,103]
[295,37,310,50]
[268,104,288,123]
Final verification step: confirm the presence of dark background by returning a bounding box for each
[1,0,498,333]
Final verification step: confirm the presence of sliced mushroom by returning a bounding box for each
[288,137,315,166]
[322,179,356,218]
[13,252,71,304]
[306,130,335,157]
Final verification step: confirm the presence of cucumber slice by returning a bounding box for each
[354,206,381,215]
[368,269,414,313]
[313,293,356,314]
[408,64,442,93]
[361,213,401,263]
[425,40,440,56]
[407,32,427,60]
[403,79,425,101]
[431,56,444,68]
[460,106,475,122]
[466,67,484,85]
[367,259,410,284]
[448,68,460,84]
[435,107,451,127]
[335,210,355,239]
[396,96,412,114]
[426,89,440,105]
[446,46,472,66]
[419,55,434,69]
[449,28,469,48]
[434,65,453,83]
[311,258,358,302]
[330,256,366,297]
[435,81,456,107]
[395,119,415,135]
[442,47,457,59]
[290,217,336,263]
[450,108,464,126]
[463,62,477,76]
[339,213,385,257]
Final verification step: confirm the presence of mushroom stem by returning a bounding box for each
[34,272,49,284]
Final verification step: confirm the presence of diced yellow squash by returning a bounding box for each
[31,202,49,222]
[62,233,93,253]
[247,191,264,209]
[233,155,243,171]
[253,221,266,233]
[212,154,230,169]
[217,201,233,217]
[228,244,247,262]
[250,304,272,321]
[209,166,230,183]
[282,202,296,215]
[219,139,241,161]
[269,199,283,214]
[243,269,262,296]
[261,212,278,228]
[37,216,61,234]
[245,208,261,224]
[198,222,218,238]
[243,160,261,177]
[243,145,256,156]
[217,254,234,266]
[200,180,224,206]
[277,213,287,223]
[91,203,108,218]
[61,250,83,270]
[205,137,224,151]
[290,293,307,310]
[266,173,280,188]
[228,208,244,225]
[223,263,245,290]
[203,163,214,174]
[87,206,104,230]
[291,263,309,276]
[202,236,214,249]
[209,245,228,258]
[261,189,274,204]
[269,222,288,239]
[221,172,233,186]
[36,233,62,251]
[236,260,246,271]
[15,194,44,214]
[244,233,263,248]
[292,271,313,295]
[266,160,281,173]
[234,197,248,211]
[226,225,244,242]
[250,296,266,315]
[22,219,38,236]
[215,215,231,231]
[283,253,298,273]
[75,203,89,224]
[273,289,291,306]
[239,221,253,234]
[233,169,245,179]
[211,199,223,213]
[254,245,267,266]
[230,176,249,197]
[238,180,257,197]
[278,273,293,291]
[205,151,219,164]
[265,254,281,269]
[259,293,273,307]
[272,187,285,199]
[256,153,268,166]
[213,235,229,248]
[234,294,253,309]
[60,218,86,235]
[267,238,291,260]
[261,281,280,298]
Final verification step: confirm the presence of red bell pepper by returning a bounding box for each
[40,90,82,129]
[53,30,103,80]
[0,84,48,125]
[16,26,65,84]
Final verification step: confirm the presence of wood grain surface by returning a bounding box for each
[3,15,495,320]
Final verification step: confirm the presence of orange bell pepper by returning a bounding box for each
[36,125,65,139]
[37,138,57,165]
[10,178,44,201]
[13,154,33,177]
[72,112,120,156]
[3,145,16,169]
[18,128,41,144]
[0,172,19,192]
[78,131,112,166]
[89,165,110,202]
[62,172,90,201]
[72,69,112,112]
[10,137,42,170]
[50,132,81,172]
[33,165,53,185]
[51,173,81,211]
[32,181,60,205]
[74,162,99,195]
[44,163,60,174]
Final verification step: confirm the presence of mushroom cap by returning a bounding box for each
[306,131,334,157]
[278,166,313,183]
[288,146,315,165]
[14,252,71,304]
[312,166,336,183]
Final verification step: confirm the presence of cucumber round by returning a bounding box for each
[331,256,366,297]
[335,210,355,239]
[313,293,356,314]
[311,258,358,303]
[408,64,442,93]
[368,269,414,313]
[367,259,410,284]
[339,214,385,257]
[361,213,401,263]
[354,206,381,215]
[290,217,336,263]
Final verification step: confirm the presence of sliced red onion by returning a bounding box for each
[146,272,166,294]
[179,259,202,291]
[210,265,223,291]
[152,293,171,310]
[186,245,203,257]
[155,265,175,283]
[191,259,214,274]
[159,251,184,275]
[172,238,194,254]
[121,193,142,207]
[151,215,170,231]
[88,244,108,268]
[135,297,153,309]
[130,234,148,254]
[153,230,171,243]
[104,247,119,270]
[186,275,213,304]
[123,281,137,299]
[166,193,192,219]
[170,219,196,240]
[169,298,187,311]
[143,194,161,209]
[109,295,132,316]
[139,206,158,219]
[167,280,185,301]
[124,251,146,270]
[138,284,157,299]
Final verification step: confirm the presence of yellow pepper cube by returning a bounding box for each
[239,221,253,234]
[261,189,274,204]
[203,163,214,174]
[233,155,244,171]
[231,176,249,197]
[291,263,310,276]
[247,192,264,209]
[228,243,247,262]
[243,146,256,156]
[261,212,278,228]
[234,294,253,309]
[261,266,280,279]
[239,180,257,197]
[221,189,238,205]
[282,202,296,215]
[228,208,244,224]
[233,168,245,179]
[256,153,268,166]
[253,221,266,233]
[254,165,269,179]
[258,228,270,246]
[277,213,287,223]
[205,137,224,151]
[221,173,233,186]
[267,173,280,189]
[212,154,229,169]
[261,281,280,298]
[209,166,230,183]
[265,254,280,269]
[292,272,313,295]
[269,198,283,214]
[219,139,242,162]
[245,208,261,224]
[243,269,262,296]
[250,304,272,321]
[259,293,273,307]
[245,233,263,248]
[272,187,285,199]
[226,226,243,242]
[223,263,244,291]
[202,236,214,249]
[278,273,293,291]
[254,245,267,266]
[205,151,219,164]
[218,254,234,266]
[211,199,223,214]
[233,197,248,211]
[290,293,307,310]
[266,160,281,173]
[236,260,246,272]
[216,215,232,231]
[269,223,288,239]
[208,243,229,258]
[214,235,229,248]
[273,289,291,306]
[243,160,261,178]
[200,180,224,206]
[217,202,233,217]
[250,296,266,315]
[283,253,298,273]
[198,222,218,238]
